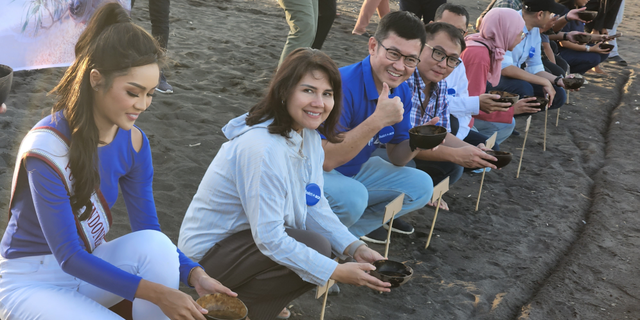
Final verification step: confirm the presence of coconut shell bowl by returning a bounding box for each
[409,125,447,151]
[196,293,248,320]
[522,95,549,110]
[484,150,512,169]
[370,260,414,288]
[489,90,519,106]
[563,75,585,90]
[0,64,13,107]
[576,10,598,21]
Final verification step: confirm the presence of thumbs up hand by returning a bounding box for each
[372,82,404,127]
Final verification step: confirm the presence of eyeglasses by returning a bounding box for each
[424,43,462,68]
[457,28,467,35]
[376,39,421,68]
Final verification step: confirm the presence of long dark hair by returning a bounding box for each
[50,2,163,220]
[246,48,343,143]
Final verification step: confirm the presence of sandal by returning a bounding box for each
[352,31,371,38]
[276,307,291,319]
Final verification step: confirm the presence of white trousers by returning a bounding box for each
[606,0,625,57]
[0,230,180,320]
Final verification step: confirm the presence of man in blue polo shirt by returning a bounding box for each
[322,11,433,243]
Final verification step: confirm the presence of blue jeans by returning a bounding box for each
[558,48,609,75]
[472,117,516,147]
[323,156,433,238]
[489,76,566,111]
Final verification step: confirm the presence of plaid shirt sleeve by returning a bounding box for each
[435,80,451,132]
[407,71,425,129]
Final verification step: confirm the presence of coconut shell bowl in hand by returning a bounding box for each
[196,293,248,320]
[563,75,585,90]
[576,10,598,21]
[484,150,512,169]
[370,260,413,288]
[489,90,519,106]
[522,95,549,110]
[599,43,614,50]
[0,64,13,106]
[409,125,447,151]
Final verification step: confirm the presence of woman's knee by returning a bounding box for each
[130,230,177,261]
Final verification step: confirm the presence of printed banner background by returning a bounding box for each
[0,0,130,71]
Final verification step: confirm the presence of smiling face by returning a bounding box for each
[91,63,159,134]
[287,70,335,133]
[368,32,423,93]
[417,31,462,84]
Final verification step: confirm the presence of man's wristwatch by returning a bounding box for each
[563,32,568,40]
[553,75,563,86]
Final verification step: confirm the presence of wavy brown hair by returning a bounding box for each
[51,2,163,220]
[246,48,343,143]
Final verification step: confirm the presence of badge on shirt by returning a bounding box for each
[377,126,395,144]
[306,183,321,206]
[529,46,535,58]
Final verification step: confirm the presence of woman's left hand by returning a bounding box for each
[353,245,385,264]
[189,267,238,298]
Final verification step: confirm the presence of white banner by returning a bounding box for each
[0,0,130,71]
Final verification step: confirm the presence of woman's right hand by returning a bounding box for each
[513,96,541,114]
[331,262,392,292]
[590,44,612,54]
[136,279,208,320]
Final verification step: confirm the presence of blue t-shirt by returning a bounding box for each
[332,56,413,177]
[1,112,200,301]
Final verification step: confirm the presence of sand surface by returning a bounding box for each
[1,0,639,319]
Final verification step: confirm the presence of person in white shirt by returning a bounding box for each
[178,48,390,320]
[433,4,512,147]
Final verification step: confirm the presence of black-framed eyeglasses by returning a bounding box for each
[376,38,421,68]
[424,43,462,68]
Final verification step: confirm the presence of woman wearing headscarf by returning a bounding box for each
[462,8,540,146]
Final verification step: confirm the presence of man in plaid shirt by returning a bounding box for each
[407,22,498,210]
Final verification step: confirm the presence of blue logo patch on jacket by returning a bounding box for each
[306,183,321,206]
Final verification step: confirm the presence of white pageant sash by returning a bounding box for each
[9,126,112,253]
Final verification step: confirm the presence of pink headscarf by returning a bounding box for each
[465,8,525,86]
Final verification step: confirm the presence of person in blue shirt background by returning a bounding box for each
[321,11,433,244]
[493,0,568,112]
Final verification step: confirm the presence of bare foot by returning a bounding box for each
[0,103,6,113]
[427,199,449,211]
[588,65,609,75]
[277,307,291,319]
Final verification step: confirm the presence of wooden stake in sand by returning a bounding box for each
[316,279,336,320]
[425,177,450,249]
[556,108,561,127]
[475,132,497,212]
[382,193,405,259]
[543,105,548,151]
[516,116,532,179]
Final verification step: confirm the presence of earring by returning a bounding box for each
[282,100,285,105]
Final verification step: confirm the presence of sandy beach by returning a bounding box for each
[1,0,640,318]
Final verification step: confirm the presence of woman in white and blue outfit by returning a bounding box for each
[178,48,391,320]
[0,4,234,319]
